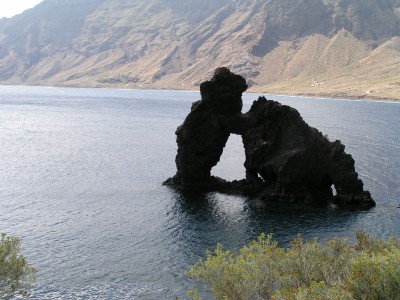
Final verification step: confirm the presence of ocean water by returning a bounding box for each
[0,85,399,299]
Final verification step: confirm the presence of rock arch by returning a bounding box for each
[164,68,375,208]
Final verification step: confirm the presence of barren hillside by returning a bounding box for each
[0,0,399,100]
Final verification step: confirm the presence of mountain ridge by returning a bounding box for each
[0,0,399,100]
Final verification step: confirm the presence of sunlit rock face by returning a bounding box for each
[164,68,375,208]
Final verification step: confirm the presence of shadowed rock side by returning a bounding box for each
[241,98,374,207]
[164,68,375,208]
[164,67,247,189]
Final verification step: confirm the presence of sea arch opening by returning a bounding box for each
[211,134,246,182]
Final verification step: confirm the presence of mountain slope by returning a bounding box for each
[0,0,399,100]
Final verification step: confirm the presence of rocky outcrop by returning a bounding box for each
[241,97,374,207]
[164,68,375,208]
[164,67,246,189]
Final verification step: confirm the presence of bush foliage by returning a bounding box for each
[188,232,400,300]
[0,233,36,299]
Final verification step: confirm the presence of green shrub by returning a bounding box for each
[349,247,400,300]
[0,233,36,299]
[188,232,400,300]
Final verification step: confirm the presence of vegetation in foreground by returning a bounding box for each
[0,233,35,299]
[188,232,400,300]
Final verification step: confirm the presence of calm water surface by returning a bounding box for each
[0,86,399,299]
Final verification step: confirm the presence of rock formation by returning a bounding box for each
[164,68,375,208]
[165,67,247,189]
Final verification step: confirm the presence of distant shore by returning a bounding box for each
[251,90,400,103]
[1,83,399,102]
[250,84,400,103]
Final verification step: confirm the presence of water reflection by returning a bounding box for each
[168,189,365,253]
[166,191,251,255]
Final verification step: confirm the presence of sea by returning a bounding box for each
[0,85,399,299]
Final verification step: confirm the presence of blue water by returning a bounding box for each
[0,85,399,299]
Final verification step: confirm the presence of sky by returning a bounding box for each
[0,0,43,18]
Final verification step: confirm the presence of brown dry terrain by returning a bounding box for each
[0,0,399,100]
[253,34,400,101]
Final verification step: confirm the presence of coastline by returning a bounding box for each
[1,82,399,103]
[250,81,400,103]
[252,90,400,103]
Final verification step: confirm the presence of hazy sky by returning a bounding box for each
[0,0,43,18]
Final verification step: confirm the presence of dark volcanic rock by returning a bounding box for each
[240,97,374,207]
[164,67,247,189]
[164,68,375,208]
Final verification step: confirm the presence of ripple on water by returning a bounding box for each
[29,282,183,300]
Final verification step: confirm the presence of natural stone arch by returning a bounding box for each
[164,68,375,208]
[170,67,246,189]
